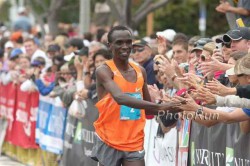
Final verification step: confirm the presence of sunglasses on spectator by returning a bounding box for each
[236,73,245,77]
[131,47,145,53]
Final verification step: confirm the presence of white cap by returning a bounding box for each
[64,52,75,62]
[4,41,14,48]
[18,6,26,14]
[156,29,176,42]
[225,67,235,76]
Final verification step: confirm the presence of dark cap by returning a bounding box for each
[191,38,213,53]
[9,48,22,60]
[31,60,43,67]
[64,38,84,50]
[223,27,250,43]
[74,46,89,56]
[132,39,148,47]
[47,44,60,52]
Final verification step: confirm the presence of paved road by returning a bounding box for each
[0,155,26,166]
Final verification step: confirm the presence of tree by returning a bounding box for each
[106,0,172,29]
[26,0,78,37]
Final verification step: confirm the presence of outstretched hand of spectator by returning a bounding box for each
[205,78,231,96]
[195,87,216,105]
[173,93,199,112]
[188,57,198,74]
[177,73,204,90]
[198,57,221,74]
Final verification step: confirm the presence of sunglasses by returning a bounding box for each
[236,73,245,77]
[131,47,145,54]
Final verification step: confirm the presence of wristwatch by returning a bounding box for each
[196,106,203,115]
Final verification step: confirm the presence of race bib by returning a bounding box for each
[120,93,142,120]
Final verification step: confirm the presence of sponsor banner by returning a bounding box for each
[189,122,250,166]
[2,83,17,142]
[36,96,67,154]
[0,83,8,118]
[60,99,98,166]
[177,119,192,166]
[144,119,177,166]
[11,86,38,148]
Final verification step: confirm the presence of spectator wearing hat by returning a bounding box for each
[216,0,250,26]
[131,39,162,88]
[47,44,61,58]
[9,48,23,63]
[215,36,232,63]
[223,27,250,53]
[188,38,213,75]
[199,27,250,76]
[188,36,201,63]
[156,29,176,59]
[64,38,84,56]
[10,31,24,50]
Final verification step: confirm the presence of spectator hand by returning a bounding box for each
[74,55,84,72]
[196,87,216,105]
[177,73,204,89]
[173,93,199,112]
[148,84,162,102]
[205,78,230,96]
[188,57,198,74]
[198,57,222,75]
[157,36,167,55]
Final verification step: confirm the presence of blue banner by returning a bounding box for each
[36,96,67,154]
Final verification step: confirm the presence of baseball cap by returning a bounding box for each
[18,6,26,14]
[191,38,213,53]
[156,29,176,42]
[10,31,23,42]
[9,48,22,60]
[74,46,89,56]
[4,41,14,49]
[223,27,250,43]
[47,44,60,52]
[64,38,84,50]
[132,39,148,47]
[31,60,44,67]
[225,67,235,76]
[234,55,250,75]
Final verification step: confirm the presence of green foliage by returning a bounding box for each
[139,0,229,38]
[0,1,11,23]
